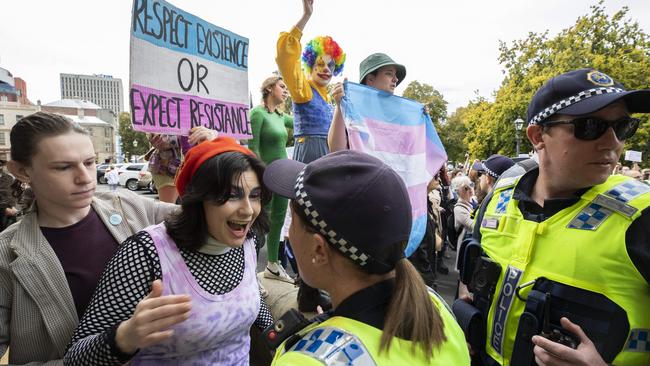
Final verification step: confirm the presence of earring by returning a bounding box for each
[311,258,316,264]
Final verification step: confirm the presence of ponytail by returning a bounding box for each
[380,258,446,359]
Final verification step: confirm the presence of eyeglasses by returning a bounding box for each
[543,116,640,141]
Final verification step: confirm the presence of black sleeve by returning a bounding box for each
[254,295,275,331]
[626,207,650,285]
[64,231,161,366]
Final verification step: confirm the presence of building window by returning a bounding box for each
[104,128,111,138]
[87,127,94,136]
[0,133,5,146]
[0,114,4,125]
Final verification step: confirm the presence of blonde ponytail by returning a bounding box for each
[380,259,446,359]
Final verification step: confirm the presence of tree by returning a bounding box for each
[440,106,470,164]
[118,112,150,161]
[402,81,448,125]
[459,2,650,165]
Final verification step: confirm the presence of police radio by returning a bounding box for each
[540,293,580,349]
[263,308,313,350]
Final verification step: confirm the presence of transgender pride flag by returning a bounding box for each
[341,81,447,256]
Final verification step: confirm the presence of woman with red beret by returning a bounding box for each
[64,137,274,365]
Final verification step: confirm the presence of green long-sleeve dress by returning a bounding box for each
[248,105,294,262]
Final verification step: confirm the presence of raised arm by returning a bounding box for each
[327,81,349,152]
[276,0,315,104]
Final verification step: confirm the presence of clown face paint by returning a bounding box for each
[310,54,335,87]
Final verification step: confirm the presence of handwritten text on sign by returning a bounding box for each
[129,0,251,139]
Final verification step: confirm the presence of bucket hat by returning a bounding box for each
[359,53,406,86]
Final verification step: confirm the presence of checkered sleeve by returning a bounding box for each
[64,230,254,365]
[64,232,159,365]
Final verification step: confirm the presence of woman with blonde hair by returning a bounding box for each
[248,76,295,284]
[264,150,470,365]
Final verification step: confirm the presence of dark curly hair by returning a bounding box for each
[165,151,271,250]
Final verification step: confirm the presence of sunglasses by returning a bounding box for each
[543,116,640,141]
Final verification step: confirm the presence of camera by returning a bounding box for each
[468,256,501,301]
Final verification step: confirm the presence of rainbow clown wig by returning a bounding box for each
[301,36,346,76]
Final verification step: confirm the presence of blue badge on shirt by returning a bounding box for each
[109,213,123,226]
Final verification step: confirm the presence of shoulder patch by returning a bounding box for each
[592,194,637,218]
[494,189,514,214]
[567,202,613,230]
[288,326,377,365]
[604,180,650,204]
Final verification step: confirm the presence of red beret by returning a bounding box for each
[175,137,255,197]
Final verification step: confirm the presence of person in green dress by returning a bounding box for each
[248,76,295,283]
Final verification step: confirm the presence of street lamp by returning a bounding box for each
[514,118,525,156]
[132,140,138,162]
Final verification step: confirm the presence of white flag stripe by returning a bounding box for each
[130,36,248,104]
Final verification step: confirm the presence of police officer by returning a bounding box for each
[263,150,470,365]
[473,154,516,197]
[459,69,650,366]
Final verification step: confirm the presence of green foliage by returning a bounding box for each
[402,81,448,125]
[459,1,650,165]
[118,112,150,160]
[440,107,469,164]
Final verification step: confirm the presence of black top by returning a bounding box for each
[41,208,119,318]
[332,279,394,331]
[513,168,650,284]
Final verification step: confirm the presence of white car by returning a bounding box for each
[117,163,149,191]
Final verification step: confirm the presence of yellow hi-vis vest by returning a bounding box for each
[480,174,650,366]
[271,292,471,365]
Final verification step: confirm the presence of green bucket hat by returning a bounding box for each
[359,53,407,86]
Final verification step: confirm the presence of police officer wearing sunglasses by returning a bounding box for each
[456,69,650,366]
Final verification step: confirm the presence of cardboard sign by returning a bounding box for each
[129,0,251,139]
[625,150,642,162]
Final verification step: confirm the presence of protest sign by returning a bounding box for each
[625,150,642,162]
[129,0,251,139]
[341,81,448,256]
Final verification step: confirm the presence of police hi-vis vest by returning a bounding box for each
[271,293,470,365]
[480,174,650,366]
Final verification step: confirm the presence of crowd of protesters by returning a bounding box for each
[1,0,649,365]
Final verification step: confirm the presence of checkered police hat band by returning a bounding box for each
[481,162,498,179]
[294,169,371,267]
[530,87,624,125]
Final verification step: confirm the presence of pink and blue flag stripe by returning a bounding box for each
[341,81,447,256]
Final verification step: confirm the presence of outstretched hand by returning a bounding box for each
[302,0,313,17]
[115,280,192,355]
[188,126,217,145]
[296,0,313,31]
[532,317,607,366]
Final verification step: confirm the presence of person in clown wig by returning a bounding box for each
[275,0,345,313]
[276,0,345,165]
